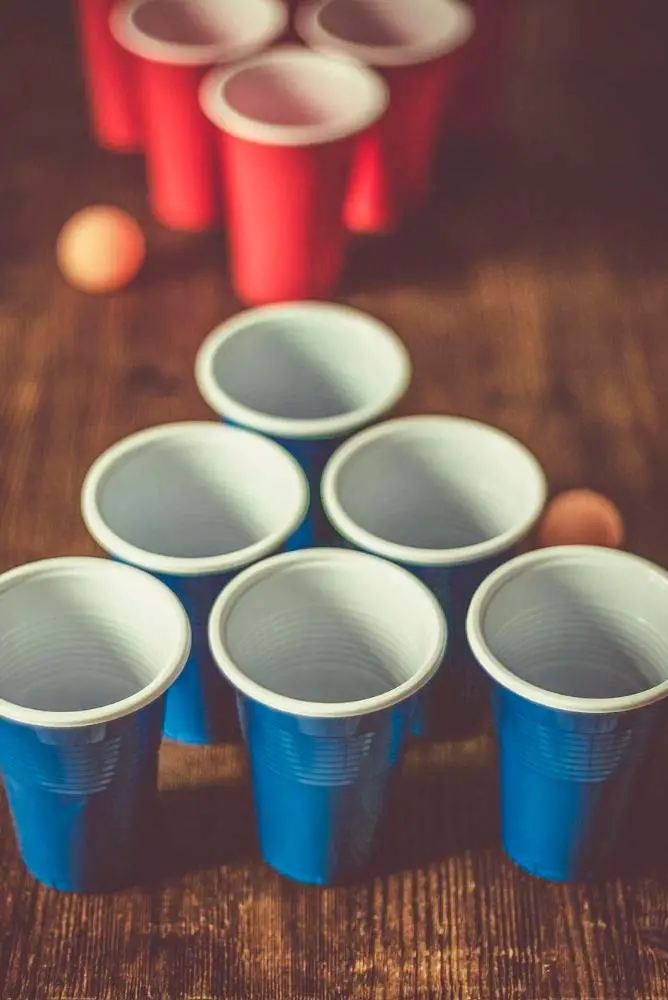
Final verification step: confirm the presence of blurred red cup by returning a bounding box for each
[76,0,142,152]
[110,0,288,231]
[200,46,388,304]
[448,0,517,140]
[296,0,474,234]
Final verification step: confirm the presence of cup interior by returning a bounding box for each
[0,563,184,715]
[220,49,382,132]
[478,554,668,700]
[202,306,408,429]
[220,555,443,706]
[316,0,463,49]
[131,0,281,50]
[86,425,305,563]
[326,419,545,555]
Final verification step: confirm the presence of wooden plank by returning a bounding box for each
[1,0,668,996]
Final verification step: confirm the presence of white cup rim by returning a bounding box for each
[0,557,191,729]
[81,421,309,576]
[110,0,288,67]
[208,547,447,718]
[467,545,668,715]
[195,302,411,440]
[321,415,548,566]
[199,45,389,147]
[296,0,475,69]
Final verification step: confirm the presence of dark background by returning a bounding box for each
[2,0,668,997]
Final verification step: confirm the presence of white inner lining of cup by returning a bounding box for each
[320,0,459,47]
[209,307,407,423]
[323,417,546,564]
[82,424,307,574]
[0,562,187,720]
[114,0,287,66]
[200,48,388,146]
[222,61,365,129]
[298,0,474,67]
[133,0,236,45]
[216,552,445,713]
[477,553,668,702]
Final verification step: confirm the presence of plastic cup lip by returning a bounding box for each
[110,0,288,67]
[466,545,668,716]
[199,45,389,147]
[208,547,447,719]
[295,0,475,69]
[81,421,310,577]
[194,302,412,441]
[321,415,548,567]
[0,557,191,730]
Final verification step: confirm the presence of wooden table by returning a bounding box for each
[2,0,668,996]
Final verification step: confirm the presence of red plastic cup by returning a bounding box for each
[199,47,388,304]
[296,0,474,233]
[110,0,288,231]
[75,0,142,152]
[448,0,517,139]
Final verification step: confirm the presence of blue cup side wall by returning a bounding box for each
[409,557,506,735]
[0,700,164,892]
[112,557,238,744]
[225,416,341,549]
[271,435,341,549]
[154,570,237,744]
[240,694,410,884]
[496,687,660,881]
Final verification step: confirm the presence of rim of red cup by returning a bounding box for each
[110,0,288,67]
[195,303,411,440]
[199,45,389,146]
[208,548,447,719]
[466,547,668,715]
[295,0,475,69]
[0,557,191,729]
[321,416,547,567]
[81,422,309,576]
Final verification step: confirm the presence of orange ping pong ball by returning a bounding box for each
[56,206,146,293]
[539,489,625,549]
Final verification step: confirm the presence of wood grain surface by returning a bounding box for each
[2,0,668,997]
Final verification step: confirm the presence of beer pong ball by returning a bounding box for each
[56,206,146,293]
[539,490,624,550]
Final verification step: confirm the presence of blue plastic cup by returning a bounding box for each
[208,548,446,884]
[0,556,190,892]
[81,421,308,745]
[467,545,668,881]
[321,415,547,738]
[194,302,411,548]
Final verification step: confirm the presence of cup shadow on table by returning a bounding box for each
[370,728,499,878]
[148,777,258,883]
[614,714,668,882]
[342,94,668,300]
[145,721,498,886]
[339,140,509,297]
[136,229,228,290]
